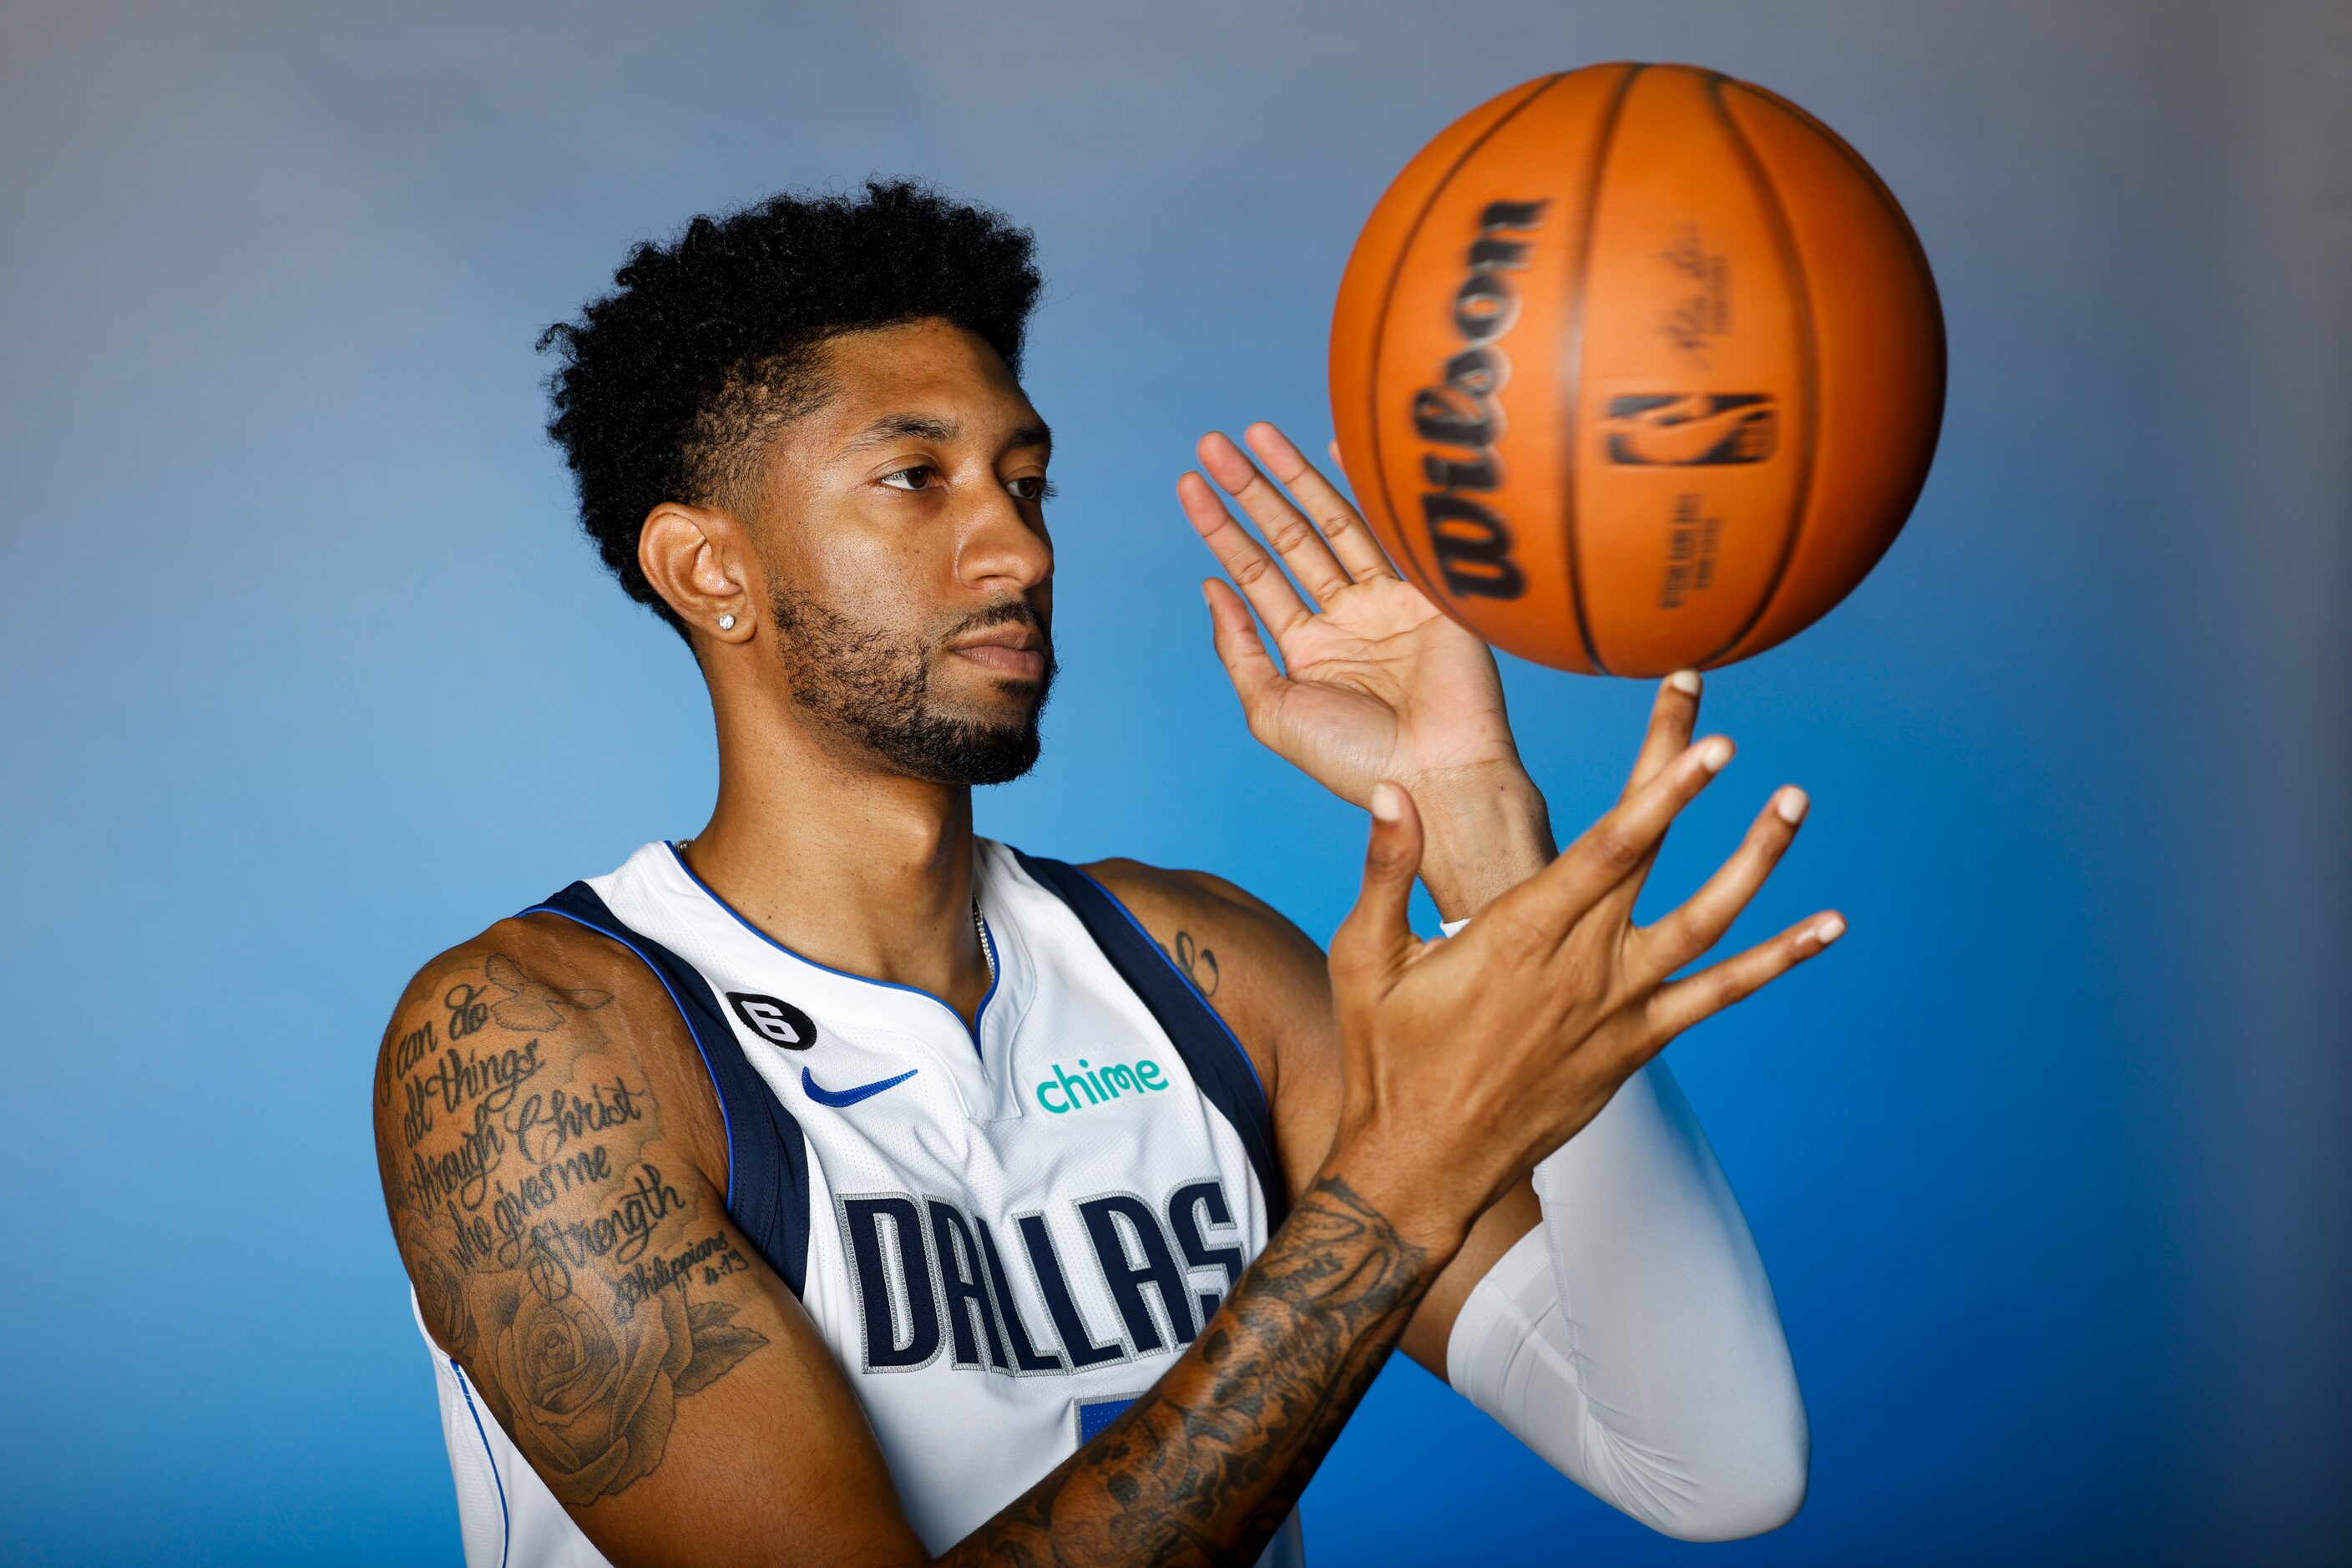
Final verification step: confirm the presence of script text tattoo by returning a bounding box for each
[383,951,770,1505]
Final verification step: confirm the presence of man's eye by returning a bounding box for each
[1008,476,1055,502]
[880,466,938,491]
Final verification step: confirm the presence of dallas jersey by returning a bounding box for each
[416,839,1305,1566]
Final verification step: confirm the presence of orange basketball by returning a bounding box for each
[1330,63,1945,675]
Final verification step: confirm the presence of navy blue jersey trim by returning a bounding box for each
[520,885,812,1297]
[1012,852,1287,1227]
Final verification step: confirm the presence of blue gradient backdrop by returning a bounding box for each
[3,2,2345,1562]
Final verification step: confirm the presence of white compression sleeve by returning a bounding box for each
[1444,1059,1810,1541]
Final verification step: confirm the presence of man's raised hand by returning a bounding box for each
[1177,422,1527,810]
[1178,420,1560,918]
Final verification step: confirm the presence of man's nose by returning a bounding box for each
[957,487,1053,595]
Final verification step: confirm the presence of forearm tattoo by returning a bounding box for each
[377,953,769,1506]
[942,1176,1436,1567]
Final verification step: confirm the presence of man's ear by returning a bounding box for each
[640,502,756,644]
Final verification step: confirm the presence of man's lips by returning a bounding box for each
[947,625,1047,680]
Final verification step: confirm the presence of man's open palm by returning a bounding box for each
[1178,422,1529,807]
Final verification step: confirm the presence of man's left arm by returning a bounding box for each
[1134,421,1813,1539]
[1092,692,1808,1541]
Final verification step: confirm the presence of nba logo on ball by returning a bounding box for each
[1603,395,1778,467]
[1332,63,1945,675]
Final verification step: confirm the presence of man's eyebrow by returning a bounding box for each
[840,412,959,453]
[838,412,1055,462]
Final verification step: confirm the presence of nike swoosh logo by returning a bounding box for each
[802,1065,919,1108]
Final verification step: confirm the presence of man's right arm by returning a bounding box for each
[373,918,932,1566]
[372,918,1464,1567]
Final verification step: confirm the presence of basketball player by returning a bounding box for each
[374,181,1833,1567]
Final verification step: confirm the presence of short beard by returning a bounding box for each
[768,589,1053,787]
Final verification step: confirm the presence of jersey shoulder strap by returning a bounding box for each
[1014,852,1287,1227]
[518,881,814,1297]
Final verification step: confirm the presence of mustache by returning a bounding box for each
[947,599,1051,645]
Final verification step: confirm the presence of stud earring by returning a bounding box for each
[717,614,736,631]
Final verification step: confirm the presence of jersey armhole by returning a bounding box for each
[1010,852,1287,1228]
[519,883,814,1297]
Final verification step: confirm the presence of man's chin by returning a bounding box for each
[855,693,1044,787]
[912,720,1043,787]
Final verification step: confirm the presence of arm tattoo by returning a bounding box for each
[378,951,769,1507]
[941,1176,1435,1567]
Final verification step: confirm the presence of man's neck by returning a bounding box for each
[680,719,991,1031]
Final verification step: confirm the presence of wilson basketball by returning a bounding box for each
[1330,63,1945,675]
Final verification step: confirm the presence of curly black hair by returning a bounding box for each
[538,179,1043,639]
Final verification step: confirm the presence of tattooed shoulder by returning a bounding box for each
[1085,857,1335,1066]
[372,919,769,1507]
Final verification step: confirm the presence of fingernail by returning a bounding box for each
[1776,787,1809,824]
[1813,914,1846,945]
[1668,670,1702,696]
[1699,736,1734,773]
[1371,782,1403,822]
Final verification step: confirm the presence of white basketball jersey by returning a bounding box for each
[416,838,1304,1567]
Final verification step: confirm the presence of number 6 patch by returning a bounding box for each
[726,991,817,1050]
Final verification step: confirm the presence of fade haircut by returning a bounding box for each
[538,179,1044,639]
